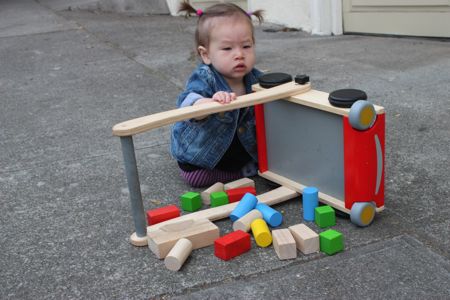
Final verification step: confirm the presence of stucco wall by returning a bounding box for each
[248,0,312,32]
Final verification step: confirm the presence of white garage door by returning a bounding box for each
[343,0,450,38]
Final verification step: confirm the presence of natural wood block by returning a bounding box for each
[224,177,255,190]
[164,238,192,271]
[201,182,224,205]
[232,209,262,232]
[147,218,219,259]
[288,223,319,254]
[272,228,297,260]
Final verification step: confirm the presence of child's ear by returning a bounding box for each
[198,46,211,64]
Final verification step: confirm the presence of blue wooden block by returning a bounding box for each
[303,186,318,221]
[230,193,258,222]
[255,203,282,227]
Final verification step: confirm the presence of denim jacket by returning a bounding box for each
[170,64,262,169]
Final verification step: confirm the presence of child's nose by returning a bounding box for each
[234,48,244,59]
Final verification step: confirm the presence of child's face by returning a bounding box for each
[198,17,255,86]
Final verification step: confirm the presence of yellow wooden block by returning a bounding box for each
[251,218,272,247]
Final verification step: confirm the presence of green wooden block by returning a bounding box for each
[314,205,336,228]
[210,191,229,207]
[180,192,201,212]
[319,229,344,255]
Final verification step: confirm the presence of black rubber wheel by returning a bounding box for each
[258,73,293,88]
[328,89,367,108]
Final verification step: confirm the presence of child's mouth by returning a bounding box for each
[234,64,246,71]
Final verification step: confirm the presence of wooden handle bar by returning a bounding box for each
[112,81,311,136]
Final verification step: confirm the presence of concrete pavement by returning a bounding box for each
[1,1,449,298]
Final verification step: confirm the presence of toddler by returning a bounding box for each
[171,1,264,187]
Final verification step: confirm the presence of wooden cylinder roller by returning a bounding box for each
[233,209,262,232]
[164,238,193,271]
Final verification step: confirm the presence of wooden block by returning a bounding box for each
[251,218,272,247]
[319,229,344,255]
[164,238,192,271]
[180,192,201,212]
[147,218,219,259]
[256,202,283,227]
[303,186,319,221]
[272,229,297,260]
[232,209,262,232]
[146,205,180,225]
[225,186,256,203]
[315,205,336,228]
[201,182,224,205]
[288,223,319,254]
[147,186,298,233]
[230,193,258,222]
[224,177,255,190]
[214,230,251,261]
[210,191,229,207]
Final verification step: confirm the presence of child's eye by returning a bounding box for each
[222,47,232,51]
[243,45,252,49]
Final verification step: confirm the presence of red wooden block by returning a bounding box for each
[146,205,180,225]
[225,186,257,203]
[214,230,251,261]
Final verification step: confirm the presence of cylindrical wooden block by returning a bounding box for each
[256,203,283,227]
[303,187,319,221]
[164,238,193,271]
[251,218,272,247]
[233,209,263,232]
[230,193,258,222]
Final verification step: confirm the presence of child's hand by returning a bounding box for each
[212,91,237,104]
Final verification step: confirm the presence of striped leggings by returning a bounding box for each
[180,168,242,188]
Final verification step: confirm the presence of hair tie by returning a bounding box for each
[196,9,203,16]
[247,11,252,17]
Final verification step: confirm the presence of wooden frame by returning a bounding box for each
[112,82,311,246]
[253,84,385,216]
[113,78,386,247]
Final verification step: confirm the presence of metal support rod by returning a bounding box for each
[120,136,147,238]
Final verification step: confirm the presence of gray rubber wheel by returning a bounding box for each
[349,100,376,130]
[350,202,376,227]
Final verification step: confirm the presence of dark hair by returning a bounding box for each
[178,1,264,52]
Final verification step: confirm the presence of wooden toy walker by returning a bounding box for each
[112,73,385,246]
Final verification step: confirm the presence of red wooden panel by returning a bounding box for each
[343,113,385,210]
[255,104,268,172]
